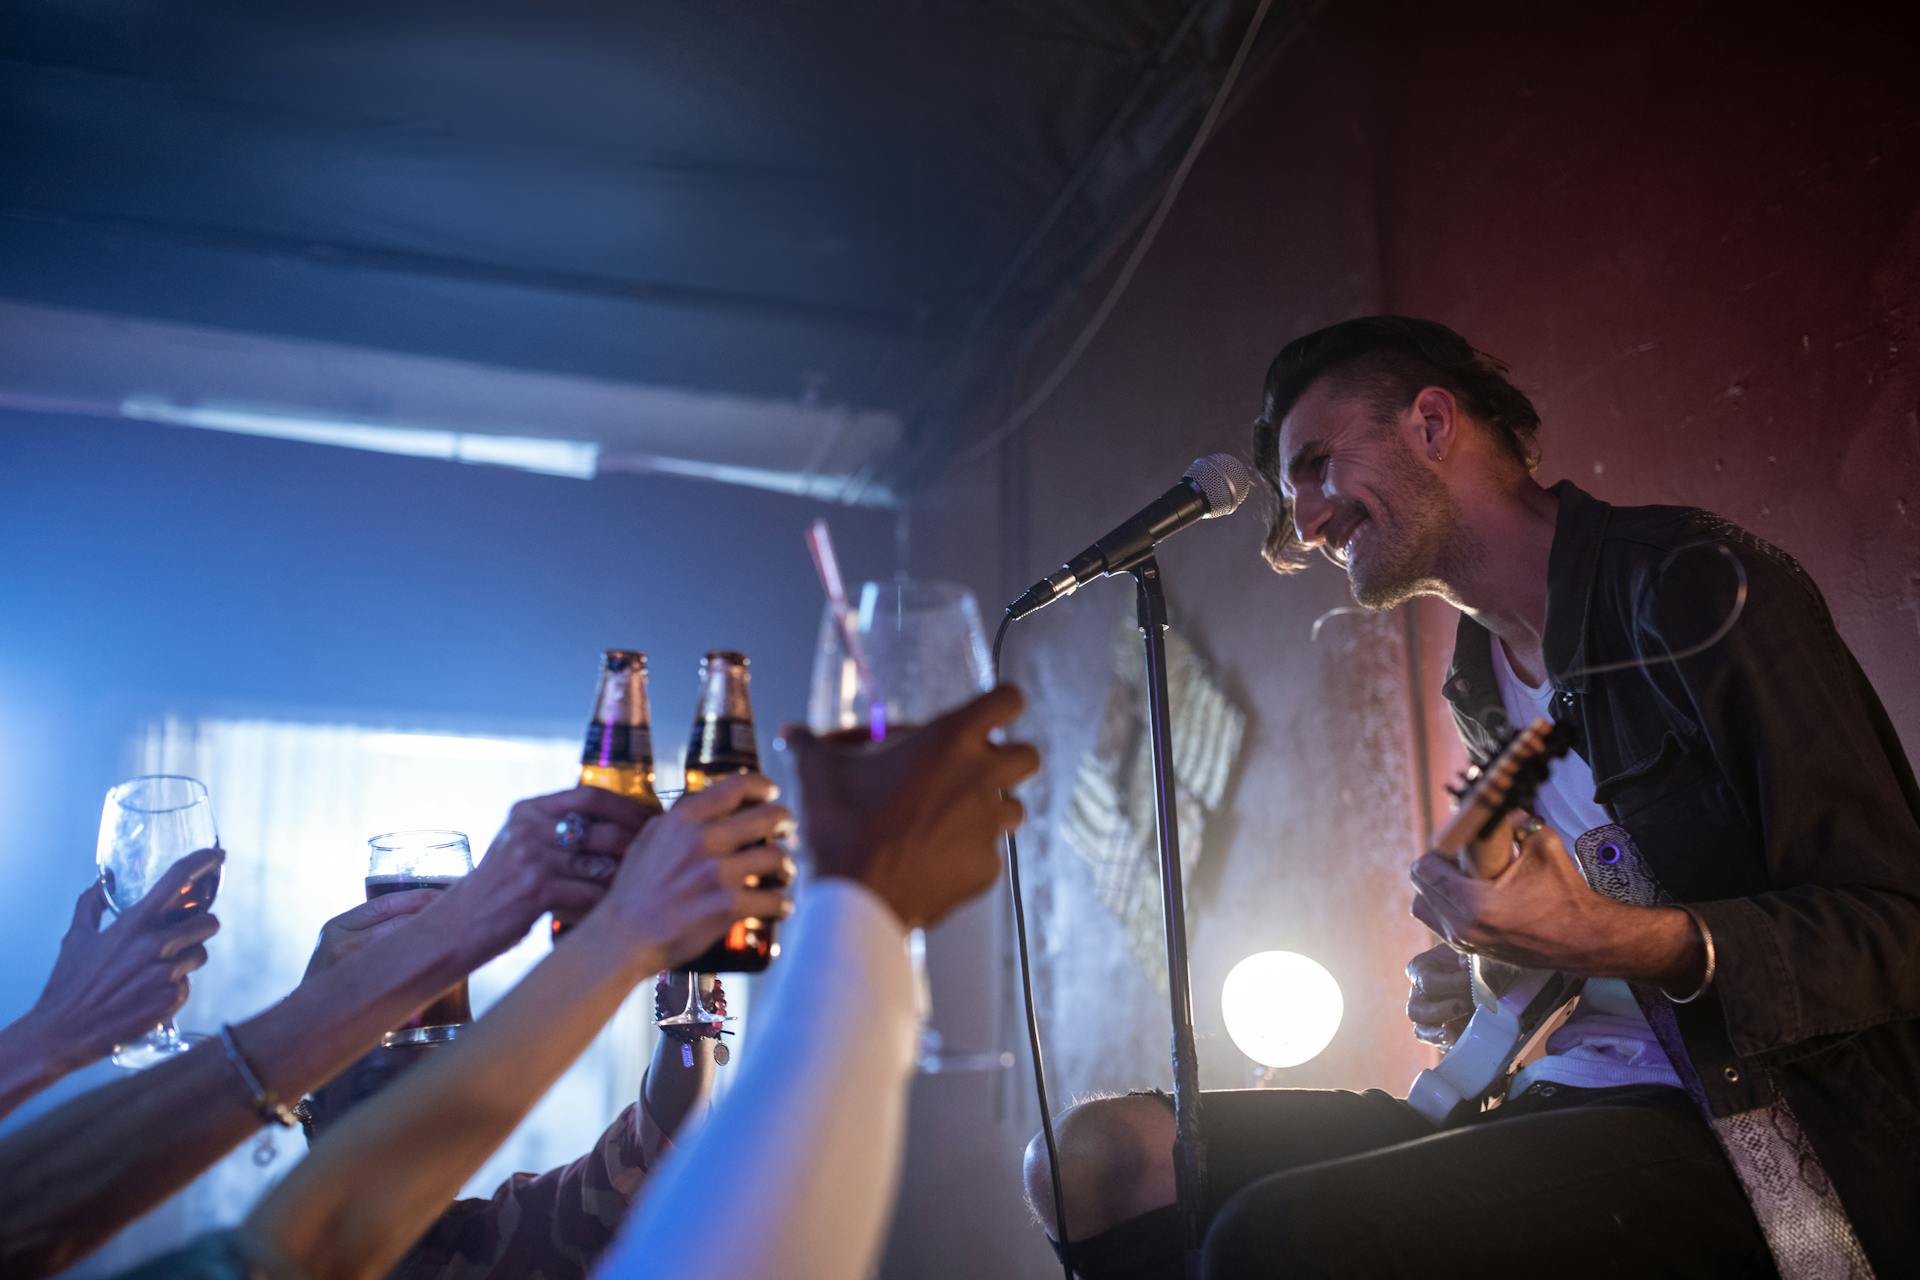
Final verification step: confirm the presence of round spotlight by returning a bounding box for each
[1221,950,1343,1069]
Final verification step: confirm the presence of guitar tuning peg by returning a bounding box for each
[1444,780,1467,801]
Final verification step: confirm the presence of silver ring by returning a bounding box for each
[1515,817,1545,840]
[554,811,589,850]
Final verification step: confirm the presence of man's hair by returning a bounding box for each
[1250,316,1541,573]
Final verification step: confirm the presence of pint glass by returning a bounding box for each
[366,829,474,1046]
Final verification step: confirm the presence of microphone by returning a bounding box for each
[1006,453,1251,621]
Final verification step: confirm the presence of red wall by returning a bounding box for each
[1372,1,1920,760]
[892,6,1920,1276]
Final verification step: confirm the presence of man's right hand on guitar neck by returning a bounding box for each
[1406,943,1472,1049]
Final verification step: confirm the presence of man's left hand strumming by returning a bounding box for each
[1408,812,1707,993]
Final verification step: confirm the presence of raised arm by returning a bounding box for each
[597,684,1039,1280]
[0,853,222,1123]
[376,974,718,1280]
[0,784,655,1278]
[239,773,794,1280]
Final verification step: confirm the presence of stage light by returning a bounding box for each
[1220,950,1343,1070]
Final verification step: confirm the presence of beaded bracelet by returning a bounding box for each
[654,974,732,1066]
[653,973,730,1037]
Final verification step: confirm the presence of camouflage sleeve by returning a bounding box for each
[388,1102,656,1280]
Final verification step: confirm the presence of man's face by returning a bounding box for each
[1275,380,1460,608]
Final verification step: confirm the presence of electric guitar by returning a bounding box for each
[1405,717,1582,1127]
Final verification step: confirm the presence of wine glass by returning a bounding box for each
[807,577,1015,1074]
[650,790,730,1032]
[96,775,221,1068]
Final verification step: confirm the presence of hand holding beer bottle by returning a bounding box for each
[456,785,660,957]
[591,772,796,966]
[680,650,779,974]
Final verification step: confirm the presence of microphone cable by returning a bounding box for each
[993,611,1076,1280]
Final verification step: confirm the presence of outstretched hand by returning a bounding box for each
[454,785,662,954]
[28,848,224,1069]
[303,890,441,980]
[779,684,1040,929]
[590,771,795,968]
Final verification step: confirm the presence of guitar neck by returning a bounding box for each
[1431,717,1556,879]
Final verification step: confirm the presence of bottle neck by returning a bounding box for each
[687,662,757,780]
[585,665,653,770]
[693,667,752,722]
[593,666,652,728]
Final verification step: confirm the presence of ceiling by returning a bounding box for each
[0,1,1298,500]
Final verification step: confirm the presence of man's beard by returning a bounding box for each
[1346,451,1469,610]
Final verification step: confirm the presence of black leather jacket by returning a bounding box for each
[1443,481,1920,1269]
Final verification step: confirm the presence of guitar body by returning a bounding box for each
[1403,718,1583,1127]
[1407,961,1583,1126]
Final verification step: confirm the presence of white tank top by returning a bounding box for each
[1489,638,1683,1095]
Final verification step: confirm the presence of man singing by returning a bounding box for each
[1025,316,1920,1277]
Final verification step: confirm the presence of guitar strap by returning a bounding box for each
[1572,825,1874,1280]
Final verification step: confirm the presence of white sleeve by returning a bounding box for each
[594,878,918,1280]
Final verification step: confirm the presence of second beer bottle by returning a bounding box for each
[556,649,663,939]
[681,650,780,973]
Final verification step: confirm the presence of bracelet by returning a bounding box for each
[218,1023,298,1128]
[1661,906,1717,1005]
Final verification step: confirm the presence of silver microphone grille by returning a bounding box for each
[1184,453,1252,517]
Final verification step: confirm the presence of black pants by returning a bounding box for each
[1059,1083,1775,1279]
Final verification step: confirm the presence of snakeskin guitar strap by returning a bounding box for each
[1572,824,1873,1279]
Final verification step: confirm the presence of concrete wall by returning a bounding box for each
[890,4,1920,1277]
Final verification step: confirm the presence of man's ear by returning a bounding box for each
[1411,385,1460,462]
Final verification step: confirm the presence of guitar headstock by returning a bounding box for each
[1432,717,1573,878]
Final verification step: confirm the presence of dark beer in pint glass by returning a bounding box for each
[366,829,474,1045]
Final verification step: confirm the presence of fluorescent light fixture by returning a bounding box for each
[121,396,600,480]
[612,452,894,505]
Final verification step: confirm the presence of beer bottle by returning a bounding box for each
[555,649,662,938]
[681,650,779,972]
[580,649,659,801]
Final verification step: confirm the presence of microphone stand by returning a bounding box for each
[1130,556,1207,1278]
